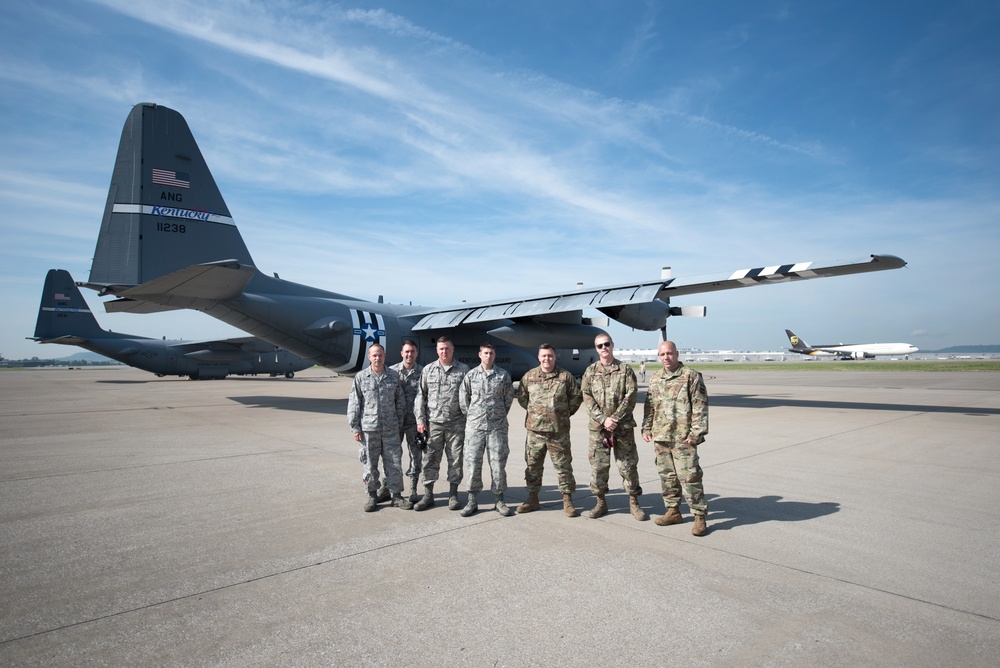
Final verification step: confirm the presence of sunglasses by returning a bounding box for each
[596,342,612,349]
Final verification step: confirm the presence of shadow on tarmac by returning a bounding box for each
[592,491,839,531]
[229,396,348,414]
[699,493,840,532]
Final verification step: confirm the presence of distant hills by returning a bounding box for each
[51,352,115,362]
[927,345,1000,354]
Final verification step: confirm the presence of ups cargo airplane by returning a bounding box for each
[786,329,918,360]
[33,269,313,379]
[80,103,907,379]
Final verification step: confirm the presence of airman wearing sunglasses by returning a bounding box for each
[580,334,647,521]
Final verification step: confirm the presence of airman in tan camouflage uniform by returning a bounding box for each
[581,334,648,521]
[516,344,583,517]
[459,343,515,517]
[413,337,470,511]
[348,344,412,512]
[642,340,709,536]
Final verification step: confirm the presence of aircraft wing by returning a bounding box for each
[165,337,277,353]
[410,254,906,331]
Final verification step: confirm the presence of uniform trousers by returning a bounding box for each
[464,427,509,494]
[421,421,465,486]
[653,440,707,515]
[401,421,422,479]
[524,430,576,493]
[588,428,642,496]
[359,430,403,495]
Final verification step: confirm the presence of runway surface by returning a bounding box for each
[1,366,998,666]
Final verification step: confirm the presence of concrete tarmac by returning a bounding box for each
[1,366,998,667]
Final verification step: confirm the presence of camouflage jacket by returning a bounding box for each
[641,362,708,445]
[517,366,583,433]
[581,358,638,432]
[415,360,470,425]
[348,366,406,434]
[459,364,514,431]
[389,361,423,428]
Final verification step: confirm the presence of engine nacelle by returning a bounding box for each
[599,301,670,331]
[487,322,607,349]
[599,301,706,331]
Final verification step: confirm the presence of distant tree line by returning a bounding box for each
[1,357,123,368]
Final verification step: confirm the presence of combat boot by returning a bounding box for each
[363,492,378,513]
[584,494,607,519]
[563,493,577,518]
[414,483,435,511]
[391,493,414,510]
[691,514,708,536]
[374,483,390,503]
[654,506,683,526]
[516,490,539,514]
[495,493,514,517]
[448,483,462,511]
[460,491,479,517]
[629,495,649,521]
[408,477,420,503]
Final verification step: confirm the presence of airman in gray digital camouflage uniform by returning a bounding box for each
[413,336,470,511]
[516,343,583,517]
[642,340,709,536]
[458,342,515,517]
[387,339,424,503]
[580,333,648,521]
[348,343,412,512]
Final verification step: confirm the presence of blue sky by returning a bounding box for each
[2,0,998,360]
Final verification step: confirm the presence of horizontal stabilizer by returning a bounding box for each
[96,261,256,313]
[103,299,184,314]
[30,335,90,346]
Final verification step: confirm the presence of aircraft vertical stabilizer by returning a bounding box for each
[89,103,254,288]
[34,269,124,341]
[785,329,812,352]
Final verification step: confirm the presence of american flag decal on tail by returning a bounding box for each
[152,168,190,189]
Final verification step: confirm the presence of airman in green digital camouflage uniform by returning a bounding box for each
[642,340,709,536]
[516,343,583,517]
[580,333,648,521]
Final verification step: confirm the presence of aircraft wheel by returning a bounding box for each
[285,372,295,379]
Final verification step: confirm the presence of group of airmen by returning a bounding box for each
[347,333,710,536]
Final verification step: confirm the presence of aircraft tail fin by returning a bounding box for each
[88,103,254,290]
[785,329,812,352]
[34,269,113,342]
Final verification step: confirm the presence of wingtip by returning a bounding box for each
[871,254,907,269]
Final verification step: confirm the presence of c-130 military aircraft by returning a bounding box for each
[81,103,906,379]
[33,268,313,380]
